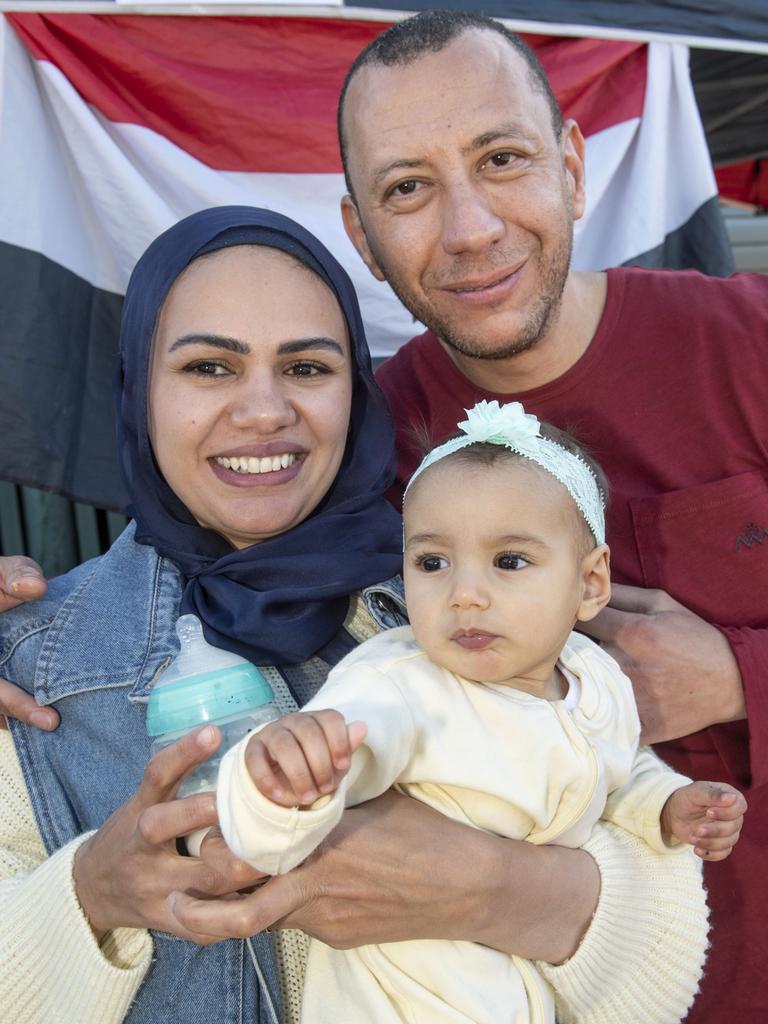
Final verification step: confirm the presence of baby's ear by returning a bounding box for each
[576,544,611,622]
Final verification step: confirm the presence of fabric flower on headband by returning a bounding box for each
[405,399,606,545]
[456,400,541,456]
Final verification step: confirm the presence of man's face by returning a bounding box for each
[341,29,586,361]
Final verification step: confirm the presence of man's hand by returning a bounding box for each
[661,781,747,861]
[0,679,60,731]
[170,789,600,965]
[0,555,47,612]
[579,584,745,744]
[245,710,367,807]
[0,555,57,730]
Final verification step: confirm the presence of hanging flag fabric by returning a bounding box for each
[0,13,731,510]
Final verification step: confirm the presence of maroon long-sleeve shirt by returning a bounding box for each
[377,266,768,1021]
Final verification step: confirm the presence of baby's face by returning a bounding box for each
[403,458,598,697]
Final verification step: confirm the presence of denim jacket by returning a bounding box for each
[0,523,406,1024]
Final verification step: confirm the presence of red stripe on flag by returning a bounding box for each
[530,35,646,136]
[7,13,646,174]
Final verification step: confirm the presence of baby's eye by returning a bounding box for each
[495,552,527,571]
[416,554,448,573]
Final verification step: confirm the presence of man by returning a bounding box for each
[0,10,763,1019]
[333,12,766,1021]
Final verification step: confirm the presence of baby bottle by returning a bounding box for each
[147,614,280,798]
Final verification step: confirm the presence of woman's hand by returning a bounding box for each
[0,555,57,731]
[170,789,599,964]
[72,725,269,945]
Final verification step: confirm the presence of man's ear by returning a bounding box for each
[561,119,587,223]
[341,194,386,282]
[576,543,611,622]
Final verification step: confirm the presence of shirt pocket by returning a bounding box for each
[629,471,768,627]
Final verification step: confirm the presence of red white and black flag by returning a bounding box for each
[0,13,732,509]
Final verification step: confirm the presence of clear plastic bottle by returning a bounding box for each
[147,614,280,798]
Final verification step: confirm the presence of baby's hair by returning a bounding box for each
[406,420,609,553]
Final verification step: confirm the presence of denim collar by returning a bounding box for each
[33,524,407,705]
[34,523,183,704]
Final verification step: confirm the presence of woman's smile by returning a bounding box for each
[209,439,305,484]
[210,452,302,485]
[213,453,296,474]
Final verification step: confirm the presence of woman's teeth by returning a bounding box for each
[215,454,296,474]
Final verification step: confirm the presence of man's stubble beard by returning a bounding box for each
[365,217,574,362]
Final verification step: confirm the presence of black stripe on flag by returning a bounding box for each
[345,1,768,48]
[623,195,735,276]
[0,241,127,511]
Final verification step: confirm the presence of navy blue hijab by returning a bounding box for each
[116,206,403,665]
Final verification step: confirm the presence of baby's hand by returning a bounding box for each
[244,710,367,809]
[661,781,747,861]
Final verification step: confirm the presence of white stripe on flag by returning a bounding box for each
[574,43,718,270]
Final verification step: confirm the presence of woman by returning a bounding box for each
[0,207,707,1024]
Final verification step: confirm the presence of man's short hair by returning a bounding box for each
[337,10,564,197]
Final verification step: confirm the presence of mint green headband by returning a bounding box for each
[405,400,605,545]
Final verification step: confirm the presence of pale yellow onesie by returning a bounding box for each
[218,628,695,1024]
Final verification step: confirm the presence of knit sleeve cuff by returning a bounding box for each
[1,833,152,1023]
[537,821,708,1024]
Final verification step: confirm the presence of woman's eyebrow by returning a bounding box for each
[167,335,345,356]
[277,338,345,356]
[169,333,250,354]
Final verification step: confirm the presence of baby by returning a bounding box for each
[217,400,746,1024]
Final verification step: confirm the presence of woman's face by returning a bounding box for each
[149,245,353,549]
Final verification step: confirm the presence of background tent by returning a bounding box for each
[0,2,763,571]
